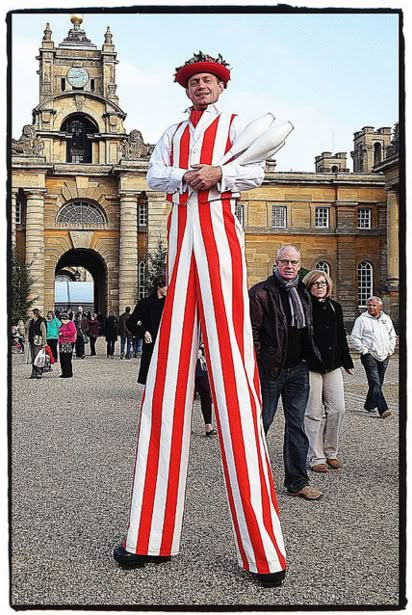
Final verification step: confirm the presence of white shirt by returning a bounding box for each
[351,310,397,361]
[147,104,265,198]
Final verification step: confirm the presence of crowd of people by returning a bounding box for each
[11,304,147,379]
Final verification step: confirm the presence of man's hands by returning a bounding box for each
[184,164,222,191]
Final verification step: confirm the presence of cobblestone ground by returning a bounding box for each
[9,340,403,608]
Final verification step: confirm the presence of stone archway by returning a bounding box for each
[55,248,107,315]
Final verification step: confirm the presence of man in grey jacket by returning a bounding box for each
[351,296,396,418]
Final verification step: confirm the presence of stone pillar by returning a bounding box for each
[119,192,138,310]
[146,191,171,256]
[10,191,17,247]
[25,190,46,313]
[383,187,399,327]
[386,188,399,290]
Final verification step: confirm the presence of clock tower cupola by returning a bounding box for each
[33,14,127,164]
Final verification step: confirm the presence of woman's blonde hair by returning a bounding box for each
[302,269,333,298]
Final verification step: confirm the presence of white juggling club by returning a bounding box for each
[228,121,294,165]
[216,112,275,165]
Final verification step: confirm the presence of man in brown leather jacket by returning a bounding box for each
[249,245,323,501]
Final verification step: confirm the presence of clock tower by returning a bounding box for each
[33,14,126,164]
[12,15,157,315]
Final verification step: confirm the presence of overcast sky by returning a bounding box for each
[10,8,400,172]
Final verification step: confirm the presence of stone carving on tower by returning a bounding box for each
[11,125,44,156]
[120,130,154,160]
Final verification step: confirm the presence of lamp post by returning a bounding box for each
[66,277,71,310]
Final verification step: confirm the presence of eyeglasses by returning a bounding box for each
[312,282,327,287]
[277,259,300,266]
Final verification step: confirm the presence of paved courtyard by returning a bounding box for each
[9,340,404,608]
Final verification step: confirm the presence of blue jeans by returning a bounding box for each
[360,353,389,415]
[120,336,132,357]
[132,337,143,354]
[260,362,310,493]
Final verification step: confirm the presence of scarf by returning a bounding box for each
[190,109,204,127]
[273,270,306,329]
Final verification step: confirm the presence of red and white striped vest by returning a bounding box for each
[167,112,238,205]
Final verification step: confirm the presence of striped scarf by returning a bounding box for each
[273,270,306,329]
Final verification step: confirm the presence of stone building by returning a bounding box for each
[11,15,153,315]
[351,126,393,173]
[11,16,399,327]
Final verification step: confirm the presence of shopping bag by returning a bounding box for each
[33,348,46,368]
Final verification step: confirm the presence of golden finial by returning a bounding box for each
[70,14,83,27]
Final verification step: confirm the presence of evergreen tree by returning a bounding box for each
[146,236,167,293]
[11,247,37,323]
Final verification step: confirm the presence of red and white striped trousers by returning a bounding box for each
[125,192,286,574]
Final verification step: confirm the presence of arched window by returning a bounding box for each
[331,165,339,173]
[374,142,382,166]
[358,261,373,308]
[56,200,106,224]
[139,261,146,299]
[315,261,330,276]
[61,114,98,163]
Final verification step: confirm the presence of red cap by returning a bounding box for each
[174,52,231,88]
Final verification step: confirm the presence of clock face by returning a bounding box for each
[67,67,89,88]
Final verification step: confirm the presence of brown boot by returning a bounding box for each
[311,463,328,473]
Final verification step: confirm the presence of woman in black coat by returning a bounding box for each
[302,270,354,473]
[105,311,118,358]
[127,275,167,384]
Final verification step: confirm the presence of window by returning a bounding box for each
[138,202,148,227]
[139,261,146,299]
[358,208,372,229]
[358,261,373,308]
[315,261,330,275]
[90,79,95,92]
[374,142,382,166]
[61,78,66,92]
[15,201,22,225]
[315,207,329,228]
[271,205,287,228]
[61,114,98,163]
[56,200,106,224]
[235,203,244,227]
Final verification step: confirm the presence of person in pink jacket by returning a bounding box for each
[58,313,77,378]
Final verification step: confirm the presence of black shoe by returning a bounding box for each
[59,375,66,378]
[253,569,286,588]
[113,545,171,569]
[205,428,217,437]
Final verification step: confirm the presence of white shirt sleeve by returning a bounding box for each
[351,316,369,354]
[146,125,187,195]
[387,316,397,355]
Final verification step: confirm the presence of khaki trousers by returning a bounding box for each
[304,368,346,467]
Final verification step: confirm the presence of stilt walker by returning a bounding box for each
[114,51,287,588]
